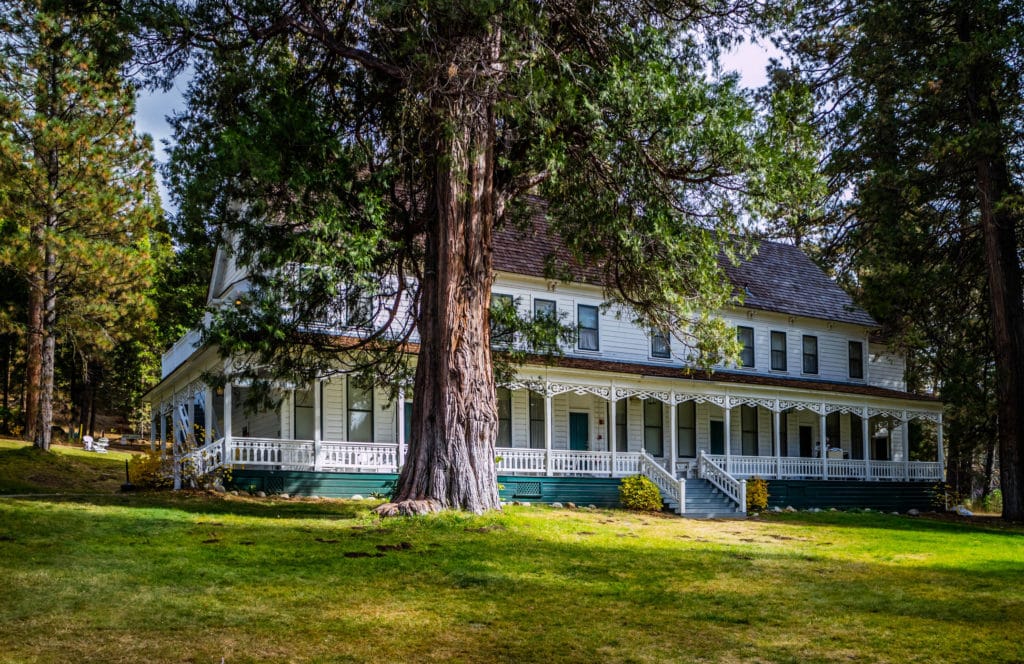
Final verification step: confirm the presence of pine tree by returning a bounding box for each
[0,0,161,450]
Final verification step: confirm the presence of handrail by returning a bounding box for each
[639,450,686,514]
[698,451,746,514]
[181,437,227,478]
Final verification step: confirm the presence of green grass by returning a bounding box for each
[0,438,137,494]
[0,442,1022,663]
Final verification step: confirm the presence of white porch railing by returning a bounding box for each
[182,437,227,477]
[699,451,746,514]
[319,441,398,472]
[706,454,942,481]
[175,439,943,486]
[495,447,642,477]
[639,450,685,514]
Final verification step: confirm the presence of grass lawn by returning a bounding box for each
[0,438,138,495]
[0,441,1022,663]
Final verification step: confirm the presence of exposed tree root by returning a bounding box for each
[372,499,444,517]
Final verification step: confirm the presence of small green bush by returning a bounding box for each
[619,475,663,511]
[746,476,769,511]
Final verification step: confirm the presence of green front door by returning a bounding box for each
[569,412,589,451]
[710,420,725,455]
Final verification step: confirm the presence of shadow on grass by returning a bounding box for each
[757,510,1024,538]
[1,495,1023,663]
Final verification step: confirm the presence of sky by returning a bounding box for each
[134,41,778,215]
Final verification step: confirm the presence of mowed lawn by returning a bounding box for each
[0,441,1022,663]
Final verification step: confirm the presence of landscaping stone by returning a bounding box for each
[551,502,563,508]
[256,491,267,498]
[587,504,597,509]
[229,490,239,496]
[907,508,921,516]
[351,494,364,500]
[280,493,290,499]
[566,502,577,509]
[784,506,797,513]
[214,484,226,493]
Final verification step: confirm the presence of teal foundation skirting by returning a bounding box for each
[227,469,624,506]
[766,480,936,511]
[226,469,936,512]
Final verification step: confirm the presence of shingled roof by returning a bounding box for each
[493,216,877,329]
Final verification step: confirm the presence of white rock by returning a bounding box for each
[907,508,921,516]
[521,501,531,507]
[784,506,797,513]
[551,502,563,508]
[280,493,290,499]
[256,491,267,498]
[351,494,364,500]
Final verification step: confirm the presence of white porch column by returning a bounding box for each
[862,406,872,481]
[313,379,323,471]
[159,405,167,454]
[820,407,828,480]
[669,392,677,476]
[609,382,617,477]
[723,402,732,473]
[396,385,405,471]
[544,388,553,477]
[204,387,214,446]
[772,401,781,479]
[150,411,157,451]
[903,410,911,480]
[223,383,233,449]
[187,393,195,447]
[937,412,945,481]
[173,394,183,490]
[283,389,294,439]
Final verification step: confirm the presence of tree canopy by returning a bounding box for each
[162,0,814,512]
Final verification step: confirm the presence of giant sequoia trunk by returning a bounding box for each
[389,94,502,514]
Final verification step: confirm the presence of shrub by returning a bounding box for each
[746,476,769,511]
[982,489,1002,514]
[128,449,174,490]
[619,475,663,511]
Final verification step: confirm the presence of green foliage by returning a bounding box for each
[0,1,163,444]
[127,448,173,490]
[618,475,663,512]
[746,476,769,512]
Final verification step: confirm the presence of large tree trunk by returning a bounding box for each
[24,267,43,442]
[974,156,1024,520]
[959,11,1024,521]
[34,248,57,451]
[388,90,501,514]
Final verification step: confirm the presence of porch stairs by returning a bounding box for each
[676,478,745,519]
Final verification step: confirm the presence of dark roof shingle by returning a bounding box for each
[493,215,876,329]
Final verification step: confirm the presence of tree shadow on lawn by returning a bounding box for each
[0,490,374,520]
[756,510,1024,538]
[2,498,1023,663]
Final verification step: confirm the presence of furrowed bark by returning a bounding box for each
[392,102,501,514]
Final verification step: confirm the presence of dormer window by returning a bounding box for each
[737,326,755,367]
[577,304,599,351]
[849,341,864,379]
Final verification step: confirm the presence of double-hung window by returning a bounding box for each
[577,304,599,351]
[496,387,512,446]
[651,330,671,358]
[677,401,696,457]
[490,293,515,346]
[643,400,663,456]
[346,377,374,442]
[848,341,864,379]
[802,335,819,374]
[737,326,755,367]
[529,391,545,449]
[741,404,758,455]
[770,331,787,371]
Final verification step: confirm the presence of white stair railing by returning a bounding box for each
[639,451,686,514]
[698,451,746,514]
